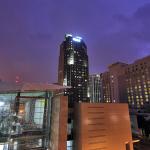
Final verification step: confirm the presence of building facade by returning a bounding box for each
[101,62,128,103]
[58,34,89,104]
[101,55,150,109]
[0,82,134,150]
[58,34,89,150]
[89,74,102,103]
[74,103,133,150]
[101,72,112,103]
[0,82,68,150]
[125,56,150,109]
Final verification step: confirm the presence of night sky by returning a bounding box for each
[0,0,150,83]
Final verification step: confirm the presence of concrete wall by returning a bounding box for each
[49,95,68,150]
[74,103,133,150]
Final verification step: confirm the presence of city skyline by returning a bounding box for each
[0,0,150,83]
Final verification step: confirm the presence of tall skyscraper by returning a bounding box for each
[58,34,89,104]
[58,34,89,149]
[89,74,102,103]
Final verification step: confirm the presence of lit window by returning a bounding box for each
[67,140,73,150]
[67,53,74,65]
[138,80,140,83]
[146,99,149,102]
[145,92,148,95]
[111,75,114,78]
[63,76,67,86]
[145,95,148,98]
[34,99,45,127]
[73,37,82,42]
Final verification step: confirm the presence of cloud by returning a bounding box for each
[114,3,150,42]
[89,3,150,74]
[134,3,150,19]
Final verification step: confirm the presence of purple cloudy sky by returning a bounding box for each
[0,0,150,83]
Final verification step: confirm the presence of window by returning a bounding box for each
[34,99,45,127]
[67,140,73,150]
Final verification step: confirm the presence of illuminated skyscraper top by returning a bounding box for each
[58,34,89,104]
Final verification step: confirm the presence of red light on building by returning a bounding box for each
[15,75,22,83]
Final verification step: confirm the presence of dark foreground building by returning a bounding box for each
[0,82,134,150]
[0,82,68,150]
[74,103,133,150]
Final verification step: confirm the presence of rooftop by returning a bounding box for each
[0,81,70,93]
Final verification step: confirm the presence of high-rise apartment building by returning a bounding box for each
[89,74,102,103]
[107,62,128,103]
[125,56,150,109]
[99,62,128,104]
[101,55,150,109]
[58,34,89,104]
